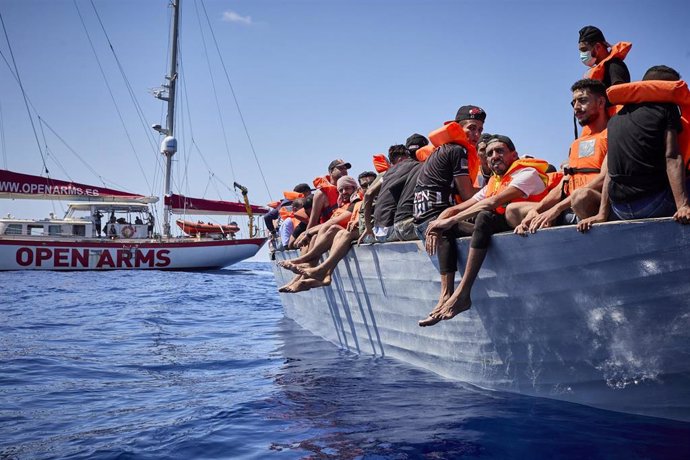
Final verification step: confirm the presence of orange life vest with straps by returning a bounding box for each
[312,175,339,222]
[585,42,632,82]
[373,154,390,173]
[283,190,305,200]
[581,41,633,126]
[485,158,550,214]
[607,80,690,172]
[427,122,480,186]
[565,129,608,192]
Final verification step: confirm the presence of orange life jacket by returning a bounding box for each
[348,200,363,228]
[415,144,435,162]
[565,129,608,192]
[283,190,305,200]
[427,122,480,185]
[312,175,339,222]
[607,80,690,171]
[582,41,633,124]
[266,200,281,209]
[585,42,632,82]
[373,154,390,173]
[485,158,550,214]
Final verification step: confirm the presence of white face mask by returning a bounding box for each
[580,50,596,67]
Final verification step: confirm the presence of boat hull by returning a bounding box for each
[0,237,266,270]
[273,218,690,421]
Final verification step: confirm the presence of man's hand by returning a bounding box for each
[529,207,560,233]
[357,228,374,245]
[425,230,439,256]
[294,232,311,248]
[673,204,690,224]
[577,214,607,233]
[426,218,453,235]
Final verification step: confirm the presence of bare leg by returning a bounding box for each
[286,225,340,265]
[571,188,601,220]
[299,228,357,280]
[435,247,488,322]
[418,272,455,327]
[505,202,538,228]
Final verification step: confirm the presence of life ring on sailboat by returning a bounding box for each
[121,225,135,238]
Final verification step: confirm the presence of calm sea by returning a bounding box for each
[2,262,690,459]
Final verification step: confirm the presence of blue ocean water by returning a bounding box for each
[1,262,690,459]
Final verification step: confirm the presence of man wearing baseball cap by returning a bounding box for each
[419,134,549,327]
[412,105,485,315]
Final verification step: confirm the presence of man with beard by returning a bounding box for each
[512,79,609,233]
[419,135,548,326]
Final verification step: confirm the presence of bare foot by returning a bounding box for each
[297,265,328,281]
[437,295,472,320]
[277,260,305,275]
[418,315,442,327]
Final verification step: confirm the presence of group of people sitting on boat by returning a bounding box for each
[271,25,690,327]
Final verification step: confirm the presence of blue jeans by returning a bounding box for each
[413,219,430,243]
[611,188,676,220]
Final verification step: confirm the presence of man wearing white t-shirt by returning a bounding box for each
[419,135,548,326]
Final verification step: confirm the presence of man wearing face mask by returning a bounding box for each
[578,26,631,89]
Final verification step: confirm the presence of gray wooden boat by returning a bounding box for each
[272,218,690,422]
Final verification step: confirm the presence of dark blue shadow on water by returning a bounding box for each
[268,318,690,460]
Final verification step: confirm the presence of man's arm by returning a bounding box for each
[358,176,382,243]
[307,190,326,229]
[664,128,690,223]
[424,186,525,255]
[453,175,476,202]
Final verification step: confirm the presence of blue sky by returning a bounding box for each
[1,0,689,259]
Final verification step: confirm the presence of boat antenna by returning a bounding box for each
[153,0,181,238]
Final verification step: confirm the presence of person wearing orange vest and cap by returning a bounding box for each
[413,105,486,315]
[578,26,631,89]
[512,79,610,234]
[419,135,549,327]
[578,65,690,232]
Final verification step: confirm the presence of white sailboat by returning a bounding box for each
[0,0,268,270]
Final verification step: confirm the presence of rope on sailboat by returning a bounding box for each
[73,0,153,195]
[0,11,49,176]
[199,1,273,202]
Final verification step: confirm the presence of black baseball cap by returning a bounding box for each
[405,133,429,152]
[487,134,516,152]
[293,183,312,194]
[578,26,610,47]
[445,105,487,125]
[328,159,352,172]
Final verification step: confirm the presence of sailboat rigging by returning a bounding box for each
[0,0,268,270]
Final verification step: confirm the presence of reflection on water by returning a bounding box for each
[1,264,690,460]
[270,318,690,459]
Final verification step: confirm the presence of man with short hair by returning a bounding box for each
[419,135,548,326]
[413,105,486,313]
[475,133,493,188]
[578,65,690,231]
[357,171,377,191]
[359,144,419,243]
[512,79,610,233]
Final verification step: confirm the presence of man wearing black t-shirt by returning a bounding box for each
[579,65,690,231]
[578,26,630,89]
[412,105,486,314]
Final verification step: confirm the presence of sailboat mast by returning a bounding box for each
[160,0,181,238]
